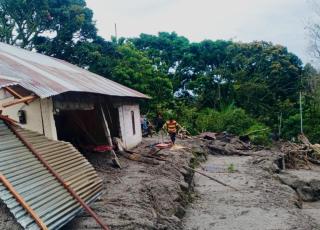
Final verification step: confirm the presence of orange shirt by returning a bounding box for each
[165,120,180,133]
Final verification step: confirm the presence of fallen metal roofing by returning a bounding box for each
[0,42,149,99]
[0,119,103,229]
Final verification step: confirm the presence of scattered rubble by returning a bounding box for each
[3,130,320,230]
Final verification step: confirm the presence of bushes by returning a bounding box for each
[173,105,271,145]
[194,107,253,134]
[194,106,253,134]
[245,123,270,146]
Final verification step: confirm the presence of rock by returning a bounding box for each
[179,168,189,177]
[277,173,306,189]
[179,182,189,191]
[175,205,186,219]
[278,172,320,202]
[296,186,315,202]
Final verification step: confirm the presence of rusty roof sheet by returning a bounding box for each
[0,120,102,230]
[0,42,149,99]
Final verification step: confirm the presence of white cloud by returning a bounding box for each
[86,0,313,64]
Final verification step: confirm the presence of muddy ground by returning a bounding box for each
[2,135,320,230]
[183,154,320,230]
[63,137,206,230]
[65,134,320,230]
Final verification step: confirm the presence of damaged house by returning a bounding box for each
[0,42,149,150]
[0,42,148,229]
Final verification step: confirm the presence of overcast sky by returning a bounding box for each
[86,0,316,65]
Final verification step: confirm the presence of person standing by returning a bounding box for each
[163,118,181,144]
[154,113,165,133]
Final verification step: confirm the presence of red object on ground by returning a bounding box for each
[155,143,172,149]
[93,145,113,152]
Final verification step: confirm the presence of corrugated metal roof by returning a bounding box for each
[0,78,18,88]
[0,120,102,230]
[0,42,149,99]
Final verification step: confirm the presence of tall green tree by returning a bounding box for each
[0,0,97,60]
[0,0,51,48]
[111,43,173,109]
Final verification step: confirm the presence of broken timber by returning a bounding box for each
[100,105,121,168]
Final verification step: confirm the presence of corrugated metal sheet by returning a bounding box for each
[0,78,18,88]
[0,42,149,99]
[0,120,102,230]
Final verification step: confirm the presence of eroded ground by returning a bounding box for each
[183,154,320,230]
[63,137,204,230]
[1,135,320,230]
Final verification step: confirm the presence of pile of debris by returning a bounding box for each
[198,132,253,156]
[281,134,320,169]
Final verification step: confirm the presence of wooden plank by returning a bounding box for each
[2,95,37,108]
[100,105,121,168]
[3,86,24,99]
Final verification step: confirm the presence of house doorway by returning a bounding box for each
[53,104,121,152]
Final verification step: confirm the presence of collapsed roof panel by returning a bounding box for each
[0,42,149,99]
[0,120,103,229]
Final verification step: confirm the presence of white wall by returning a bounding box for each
[0,90,57,140]
[118,104,142,149]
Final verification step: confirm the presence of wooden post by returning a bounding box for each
[100,105,121,168]
[299,91,303,134]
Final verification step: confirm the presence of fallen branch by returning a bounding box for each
[308,157,320,165]
[183,165,240,191]
[299,134,320,156]
[167,159,239,191]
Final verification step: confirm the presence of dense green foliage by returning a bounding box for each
[0,0,319,144]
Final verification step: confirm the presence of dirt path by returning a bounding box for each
[183,155,320,230]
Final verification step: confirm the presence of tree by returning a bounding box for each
[111,43,173,109]
[0,0,97,57]
[34,0,97,61]
[0,0,51,48]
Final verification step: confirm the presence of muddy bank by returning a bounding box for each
[183,154,319,230]
[63,137,206,230]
